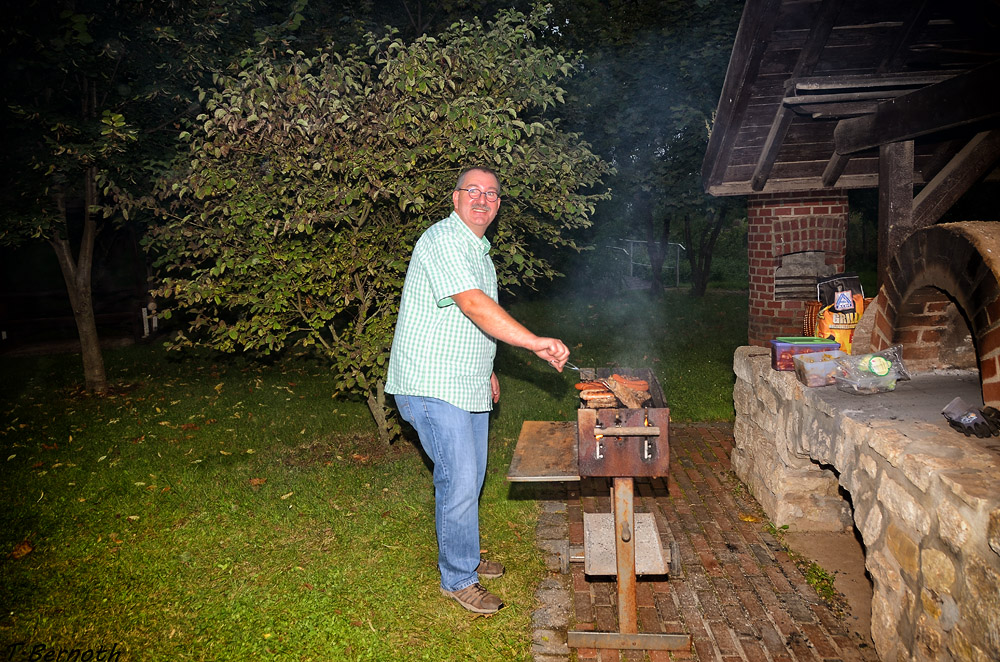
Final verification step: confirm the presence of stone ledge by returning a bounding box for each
[733,345,1000,662]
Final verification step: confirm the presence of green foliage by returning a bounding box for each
[0,0,282,392]
[147,6,612,443]
[0,0,270,242]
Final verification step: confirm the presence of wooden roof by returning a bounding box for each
[702,0,1000,198]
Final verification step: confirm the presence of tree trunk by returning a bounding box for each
[631,190,659,297]
[645,211,671,298]
[51,170,108,394]
[367,379,393,447]
[683,208,726,297]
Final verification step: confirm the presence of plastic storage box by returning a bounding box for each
[769,337,841,371]
[793,349,847,387]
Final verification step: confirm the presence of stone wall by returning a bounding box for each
[733,346,1000,662]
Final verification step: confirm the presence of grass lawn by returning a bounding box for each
[0,288,747,661]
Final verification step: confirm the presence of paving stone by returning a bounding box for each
[528,423,881,662]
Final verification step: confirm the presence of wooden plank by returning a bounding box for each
[506,421,579,482]
[793,71,952,92]
[707,173,879,196]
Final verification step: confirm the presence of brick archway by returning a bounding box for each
[868,221,1000,406]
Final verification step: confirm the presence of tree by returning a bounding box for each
[0,0,302,392]
[146,6,612,444]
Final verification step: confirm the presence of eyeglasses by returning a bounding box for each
[455,188,500,202]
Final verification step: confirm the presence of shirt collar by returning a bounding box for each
[447,211,491,255]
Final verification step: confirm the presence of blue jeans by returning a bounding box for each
[394,395,489,592]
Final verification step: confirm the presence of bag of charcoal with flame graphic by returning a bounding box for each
[808,274,865,354]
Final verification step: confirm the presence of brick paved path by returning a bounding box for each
[529,422,879,662]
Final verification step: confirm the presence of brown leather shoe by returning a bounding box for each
[441,583,504,614]
[476,559,505,579]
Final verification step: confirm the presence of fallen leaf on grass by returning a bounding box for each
[10,540,33,560]
[249,477,267,488]
[280,491,294,500]
[180,423,201,431]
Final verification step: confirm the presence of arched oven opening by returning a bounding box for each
[867,221,1000,408]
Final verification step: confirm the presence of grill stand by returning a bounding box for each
[507,419,691,653]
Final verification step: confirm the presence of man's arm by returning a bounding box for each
[452,289,570,370]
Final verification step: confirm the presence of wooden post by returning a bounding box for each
[877,140,914,290]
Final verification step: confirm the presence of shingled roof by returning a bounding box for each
[702,0,1000,203]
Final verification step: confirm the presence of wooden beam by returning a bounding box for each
[749,0,844,191]
[702,0,785,190]
[707,173,877,197]
[834,60,1000,155]
[876,0,932,74]
[822,151,851,187]
[751,106,795,191]
[877,141,914,290]
[793,72,952,92]
[783,89,913,106]
[804,102,879,119]
[913,131,1000,226]
[917,139,964,182]
[790,0,844,79]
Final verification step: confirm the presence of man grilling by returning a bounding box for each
[386,166,570,614]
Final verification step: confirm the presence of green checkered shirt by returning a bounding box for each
[386,212,498,412]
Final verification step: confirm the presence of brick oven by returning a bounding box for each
[863,222,1000,407]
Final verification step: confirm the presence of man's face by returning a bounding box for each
[453,169,500,238]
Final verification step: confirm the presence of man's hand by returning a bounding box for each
[531,337,570,371]
[491,372,500,403]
